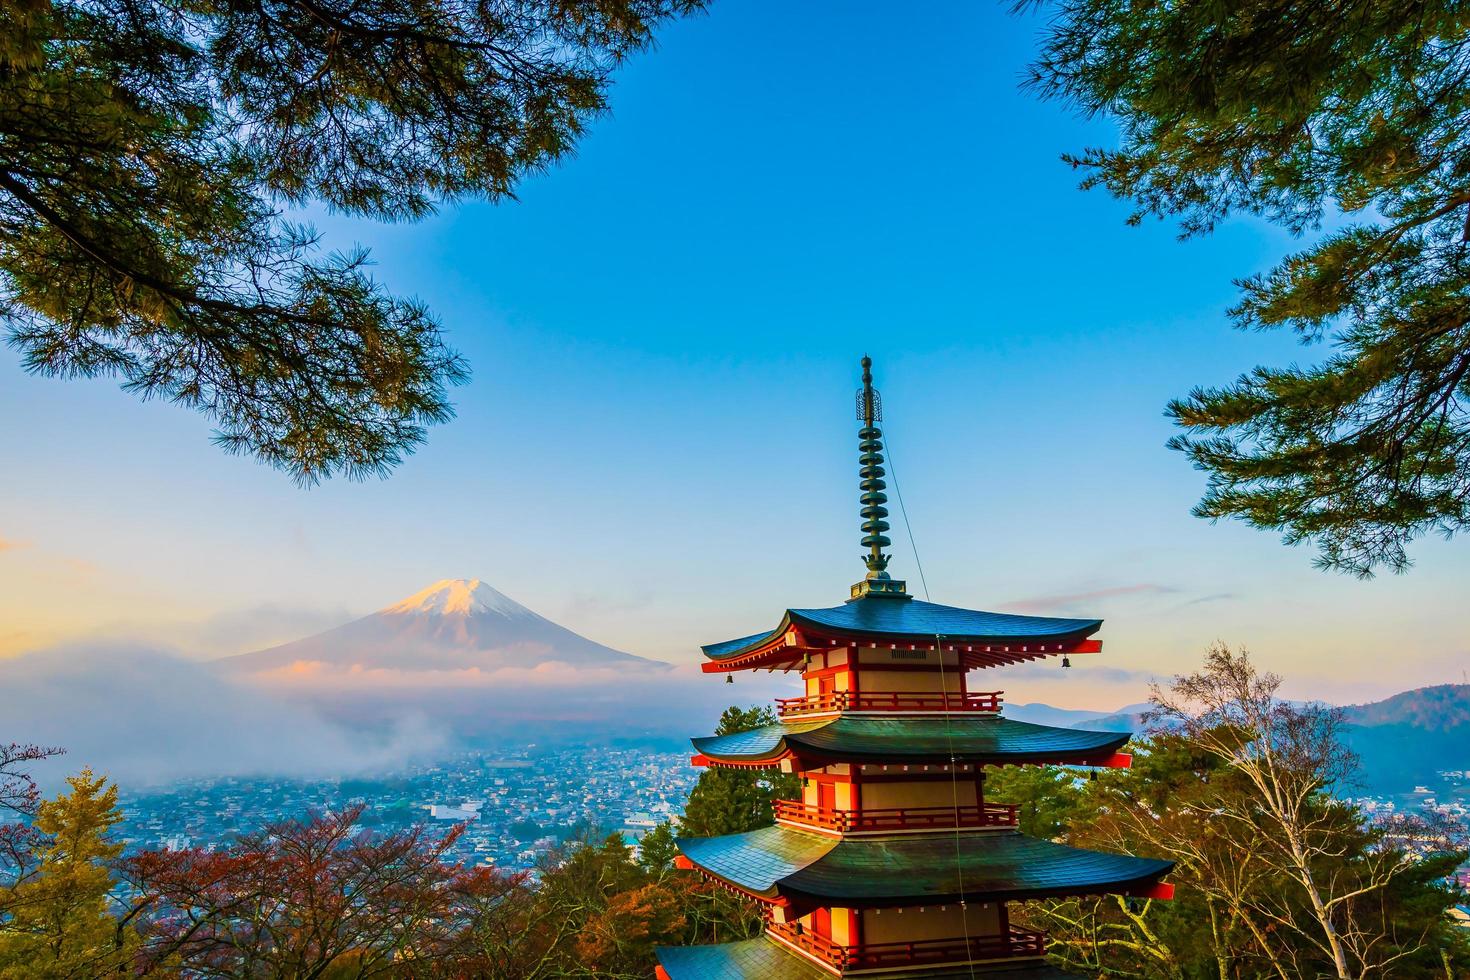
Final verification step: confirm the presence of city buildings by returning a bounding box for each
[115,744,696,873]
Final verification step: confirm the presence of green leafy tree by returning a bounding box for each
[507,819,543,843]
[1021,0,1470,574]
[679,705,801,837]
[0,768,138,979]
[982,763,1087,840]
[2,0,701,481]
[636,821,679,876]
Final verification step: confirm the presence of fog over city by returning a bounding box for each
[2,580,795,789]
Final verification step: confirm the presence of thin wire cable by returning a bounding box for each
[885,437,980,980]
[887,439,930,602]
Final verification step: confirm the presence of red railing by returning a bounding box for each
[768,920,1046,969]
[775,690,1003,717]
[773,799,1019,833]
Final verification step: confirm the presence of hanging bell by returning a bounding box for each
[725,674,734,684]
[1062,655,1071,669]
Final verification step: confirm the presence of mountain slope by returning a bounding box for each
[1341,684,1470,792]
[1067,703,1152,733]
[1010,687,1470,792]
[221,579,657,673]
[1342,684,1470,729]
[1003,702,1115,728]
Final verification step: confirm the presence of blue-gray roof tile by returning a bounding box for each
[703,595,1101,661]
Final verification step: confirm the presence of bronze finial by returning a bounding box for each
[851,357,906,599]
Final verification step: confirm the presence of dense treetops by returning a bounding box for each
[1023,0,1470,574]
[679,705,799,839]
[1,0,702,481]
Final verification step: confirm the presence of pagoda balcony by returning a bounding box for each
[774,799,1019,834]
[775,690,1003,718]
[767,920,1046,972]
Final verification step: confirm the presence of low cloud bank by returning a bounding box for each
[239,656,676,689]
[236,658,795,742]
[2,646,795,791]
[1,645,446,791]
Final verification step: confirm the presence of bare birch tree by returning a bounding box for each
[1149,644,1457,979]
[1016,645,1467,979]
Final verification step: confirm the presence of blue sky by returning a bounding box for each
[3,0,1467,707]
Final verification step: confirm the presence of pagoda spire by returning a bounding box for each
[852,356,907,599]
[656,355,1172,980]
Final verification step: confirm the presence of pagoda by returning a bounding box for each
[654,358,1174,980]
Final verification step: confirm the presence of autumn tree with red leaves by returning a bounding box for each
[121,804,508,978]
[442,832,761,980]
[121,813,761,979]
[0,742,64,880]
[2,738,764,977]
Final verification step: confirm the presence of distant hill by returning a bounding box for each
[1341,684,1470,793]
[1068,704,1151,733]
[221,578,658,674]
[1341,683,1470,729]
[1008,687,1470,794]
[1004,701,1151,732]
[1003,702,1115,728]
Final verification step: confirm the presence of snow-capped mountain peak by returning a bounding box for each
[379,578,529,618]
[224,577,658,674]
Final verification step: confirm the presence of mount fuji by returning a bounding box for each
[221,579,661,675]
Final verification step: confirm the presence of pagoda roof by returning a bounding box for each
[675,825,1172,907]
[656,937,1084,980]
[702,594,1102,671]
[693,716,1130,768]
